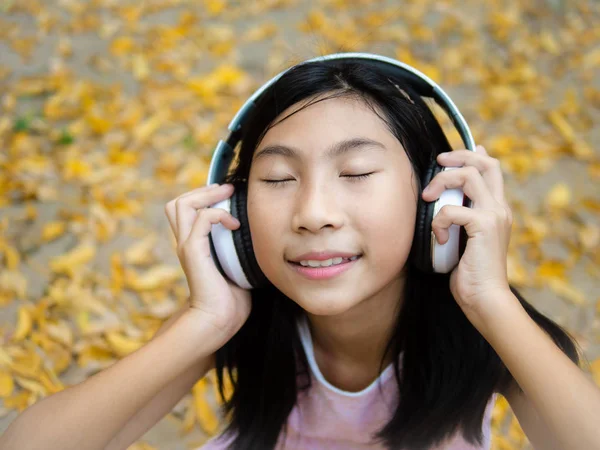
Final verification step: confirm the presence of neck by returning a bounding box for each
[305,270,407,391]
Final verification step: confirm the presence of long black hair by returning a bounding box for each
[213,57,583,449]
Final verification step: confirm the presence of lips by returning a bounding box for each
[289,255,361,266]
[287,256,361,280]
[289,250,362,263]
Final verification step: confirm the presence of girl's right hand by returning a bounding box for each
[165,183,252,344]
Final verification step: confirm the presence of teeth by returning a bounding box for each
[299,255,359,267]
[302,257,343,267]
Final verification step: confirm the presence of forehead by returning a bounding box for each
[252,95,398,162]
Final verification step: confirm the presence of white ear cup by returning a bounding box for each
[431,167,466,273]
[209,198,253,289]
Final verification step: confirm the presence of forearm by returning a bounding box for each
[105,356,210,450]
[0,311,220,450]
[105,306,214,450]
[475,292,600,450]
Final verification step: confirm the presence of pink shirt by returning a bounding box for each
[200,315,498,449]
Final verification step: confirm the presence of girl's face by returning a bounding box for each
[247,95,420,315]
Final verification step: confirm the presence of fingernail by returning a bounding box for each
[423,185,431,194]
[208,183,219,188]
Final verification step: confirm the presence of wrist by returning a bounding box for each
[178,308,234,353]
[465,289,523,339]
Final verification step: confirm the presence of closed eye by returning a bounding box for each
[261,172,375,187]
[343,172,375,182]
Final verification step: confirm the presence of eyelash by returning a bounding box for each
[261,173,375,187]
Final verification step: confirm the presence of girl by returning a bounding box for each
[2,57,598,450]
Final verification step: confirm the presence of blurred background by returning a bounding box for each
[0,0,598,449]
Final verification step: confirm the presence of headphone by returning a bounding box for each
[206,52,476,290]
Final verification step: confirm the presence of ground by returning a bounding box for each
[0,1,599,449]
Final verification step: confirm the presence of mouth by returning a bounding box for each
[288,254,362,267]
[287,255,362,280]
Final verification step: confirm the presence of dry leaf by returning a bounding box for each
[11,306,34,342]
[49,242,97,275]
[105,330,145,358]
[0,2,597,447]
[41,221,67,242]
[0,370,15,398]
[125,265,183,291]
[193,378,219,436]
[545,183,571,210]
[124,235,158,266]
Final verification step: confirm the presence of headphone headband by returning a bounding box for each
[207,52,476,186]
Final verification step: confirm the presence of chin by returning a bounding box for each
[288,290,362,316]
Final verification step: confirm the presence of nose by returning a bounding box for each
[291,180,344,233]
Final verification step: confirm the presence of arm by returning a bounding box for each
[502,382,562,450]
[0,308,220,450]
[477,291,600,450]
[105,303,215,450]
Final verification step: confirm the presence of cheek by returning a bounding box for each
[363,191,417,266]
[247,195,283,265]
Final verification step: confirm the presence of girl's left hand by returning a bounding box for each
[421,145,513,319]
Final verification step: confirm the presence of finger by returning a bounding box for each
[436,147,505,203]
[176,184,235,242]
[165,201,177,237]
[177,183,221,201]
[165,184,221,237]
[431,204,487,244]
[475,144,489,155]
[186,207,241,259]
[422,166,496,209]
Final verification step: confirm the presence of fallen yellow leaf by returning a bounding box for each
[12,306,33,342]
[3,390,33,412]
[193,378,219,436]
[0,370,15,398]
[0,242,20,270]
[105,331,145,358]
[547,278,586,305]
[125,265,183,291]
[41,221,67,242]
[49,242,96,275]
[545,183,571,210]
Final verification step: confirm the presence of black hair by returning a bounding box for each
[213,57,583,449]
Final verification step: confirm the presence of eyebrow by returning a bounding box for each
[253,137,387,162]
